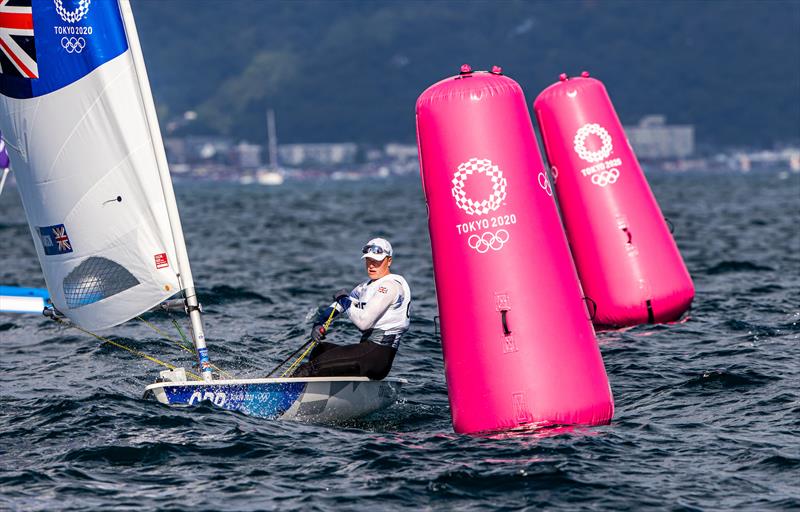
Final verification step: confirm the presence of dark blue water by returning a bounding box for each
[1,173,799,511]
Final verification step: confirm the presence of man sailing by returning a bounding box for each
[292,238,411,380]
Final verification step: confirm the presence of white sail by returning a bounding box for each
[0,0,181,330]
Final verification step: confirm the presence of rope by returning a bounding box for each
[172,318,191,346]
[1,136,22,154]
[136,315,234,379]
[281,340,317,378]
[279,306,338,378]
[137,316,193,353]
[51,316,203,381]
[266,340,311,377]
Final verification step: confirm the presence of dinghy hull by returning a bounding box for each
[144,377,404,422]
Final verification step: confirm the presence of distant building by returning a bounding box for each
[181,136,234,164]
[384,143,418,160]
[625,115,694,159]
[278,143,358,167]
[730,147,800,173]
[233,142,263,169]
[164,137,188,164]
[364,148,385,162]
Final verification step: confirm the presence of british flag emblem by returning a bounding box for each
[38,223,73,255]
[0,0,38,79]
[53,225,70,251]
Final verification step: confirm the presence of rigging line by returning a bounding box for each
[279,307,339,378]
[173,311,235,378]
[1,136,21,153]
[137,315,193,353]
[136,315,234,379]
[51,316,203,381]
[171,317,191,346]
[266,339,311,378]
[170,316,234,378]
[281,341,317,378]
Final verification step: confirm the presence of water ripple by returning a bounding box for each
[1,175,798,510]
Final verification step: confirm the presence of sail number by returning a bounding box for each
[188,390,227,407]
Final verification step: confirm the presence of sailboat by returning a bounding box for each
[242,108,284,185]
[0,134,51,314]
[0,0,402,422]
[0,285,49,314]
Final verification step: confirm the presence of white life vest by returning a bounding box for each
[349,273,411,345]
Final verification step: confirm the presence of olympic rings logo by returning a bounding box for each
[537,172,552,196]
[54,0,91,24]
[574,123,613,163]
[468,229,509,253]
[590,168,620,187]
[451,157,507,216]
[61,37,86,54]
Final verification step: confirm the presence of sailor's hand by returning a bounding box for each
[332,288,352,310]
[310,323,327,343]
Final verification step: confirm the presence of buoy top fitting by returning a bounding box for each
[491,65,503,75]
[581,71,590,78]
[460,64,472,74]
[559,73,568,82]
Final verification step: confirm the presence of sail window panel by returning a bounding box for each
[63,256,139,308]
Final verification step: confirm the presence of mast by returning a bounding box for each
[267,108,278,171]
[0,167,9,197]
[118,0,212,381]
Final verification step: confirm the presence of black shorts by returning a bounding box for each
[291,340,397,380]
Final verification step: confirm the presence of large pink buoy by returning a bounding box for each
[416,66,613,434]
[533,72,694,327]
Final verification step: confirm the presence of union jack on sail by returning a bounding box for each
[39,224,73,255]
[0,0,37,79]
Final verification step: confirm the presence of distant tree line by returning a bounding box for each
[134,0,800,148]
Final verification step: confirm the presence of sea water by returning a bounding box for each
[1,173,798,510]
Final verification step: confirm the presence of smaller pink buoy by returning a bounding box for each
[533,73,694,327]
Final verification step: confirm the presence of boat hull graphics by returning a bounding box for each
[144,377,405,422]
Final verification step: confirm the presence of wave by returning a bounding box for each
[754,454,800,470]
[199,285,273,305]
[679,369,777,390]
[705,261,774,274]
[0,322,17,331]
[723,319,782,336]
[62,443,183,465]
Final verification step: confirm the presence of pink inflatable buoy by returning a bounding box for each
[533,73,694,328]
[416,67,614,434]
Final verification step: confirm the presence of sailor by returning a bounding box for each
[292,238,411,380]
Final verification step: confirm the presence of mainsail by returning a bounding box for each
[0,1,194,334]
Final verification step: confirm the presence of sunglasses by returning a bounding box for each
[362,245,389,255]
